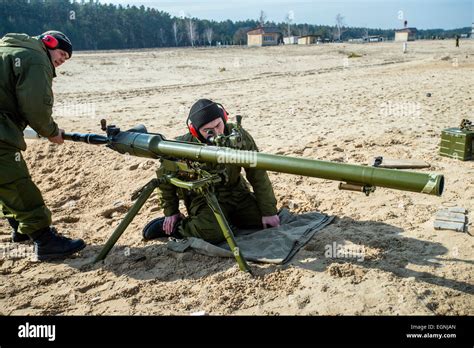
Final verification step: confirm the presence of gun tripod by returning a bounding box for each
[93,159,251,274]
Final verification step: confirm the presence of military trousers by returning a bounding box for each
[178,189,263,244]
[0,145,51,235]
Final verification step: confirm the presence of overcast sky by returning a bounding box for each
[99,0,473,29]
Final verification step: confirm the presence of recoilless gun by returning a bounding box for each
[30,118,444,273]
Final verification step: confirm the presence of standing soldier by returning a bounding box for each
[0,31,86,260]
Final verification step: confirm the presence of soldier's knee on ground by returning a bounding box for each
[228,192,263,229]
[179,214,227,244]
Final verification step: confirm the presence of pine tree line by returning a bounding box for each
[0,0,470,50]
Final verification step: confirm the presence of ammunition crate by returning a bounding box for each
[439,127,474,161]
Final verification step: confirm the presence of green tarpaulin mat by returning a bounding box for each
[167,209,334,264]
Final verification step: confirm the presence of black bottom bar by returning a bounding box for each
[0,316,471,346]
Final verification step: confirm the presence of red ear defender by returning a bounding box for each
[41,35,59,49]
[222,108,229,122]
[188,123,199,139]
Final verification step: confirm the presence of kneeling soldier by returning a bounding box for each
[143,99,280,243]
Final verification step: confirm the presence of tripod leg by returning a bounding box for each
[94,179,159,263]
[203,191,252,274]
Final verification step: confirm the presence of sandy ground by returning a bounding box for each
[0,40,473,315]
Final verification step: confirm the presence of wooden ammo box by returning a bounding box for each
[439,119,474,161]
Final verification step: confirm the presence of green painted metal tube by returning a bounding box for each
[154,140,444,196]
[203,190,252,274]
[65,131,445,196]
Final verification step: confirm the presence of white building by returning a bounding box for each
[283,36,298,45]
[395,28,417,42]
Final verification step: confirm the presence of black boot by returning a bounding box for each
[142,217,182,240]
[31,227,86,261]
[7,218,30,243]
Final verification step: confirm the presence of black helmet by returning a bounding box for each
[187,99,228,142]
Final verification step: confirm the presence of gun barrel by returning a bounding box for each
[23,128,108,145]
[63,132,108,145]
[62,130,444,196]
[154,141,444,196]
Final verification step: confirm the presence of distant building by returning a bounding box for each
[283,36,298,45]
[366,35,384,42]
[395,28,418,42]
[298,35,320,45]
[348,38,365,43]
[247,27,283,47]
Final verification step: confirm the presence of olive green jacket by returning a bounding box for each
[158,123,278,217]
[0,33,58,151]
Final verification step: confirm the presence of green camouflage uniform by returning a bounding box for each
[158,124,278,243]
[0,33,59,235]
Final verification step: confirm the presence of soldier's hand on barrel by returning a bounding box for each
[262,215,280,229]
[48,128,65,145]
[164,213,182,234]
